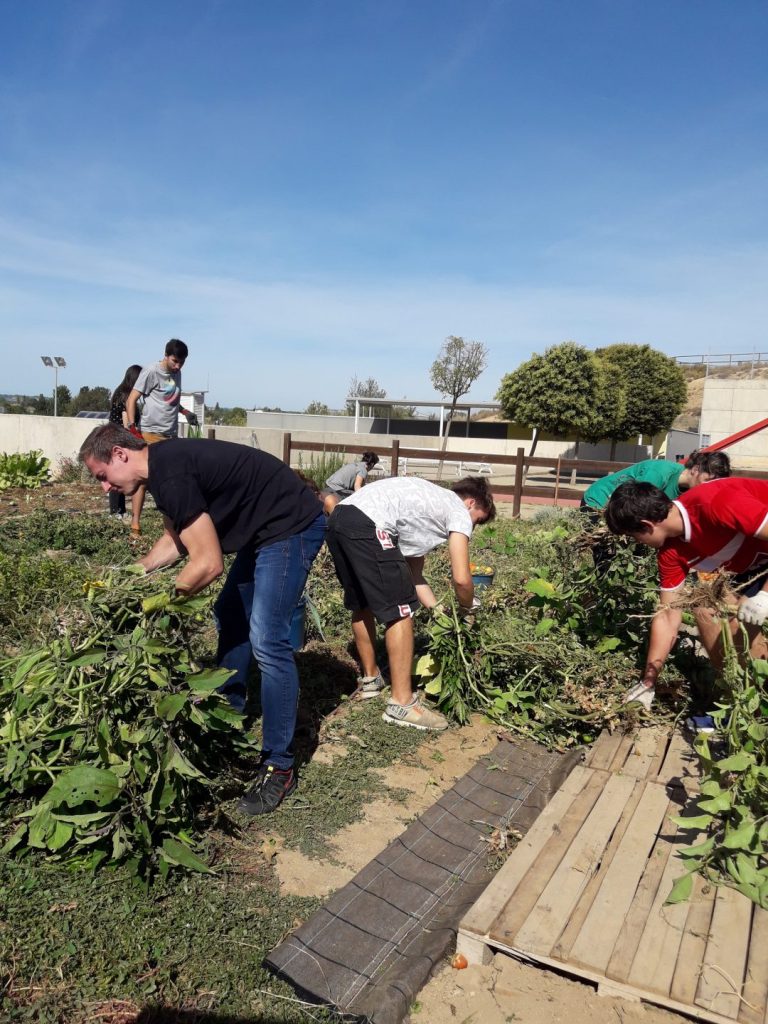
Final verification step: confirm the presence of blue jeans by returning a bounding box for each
[214,512,325,769]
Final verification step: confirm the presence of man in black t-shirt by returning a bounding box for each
[79,424,326,815]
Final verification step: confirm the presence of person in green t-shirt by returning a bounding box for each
[582,450,731,513]
[581,450,730,573]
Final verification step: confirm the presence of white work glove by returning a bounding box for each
[623,680,655,710]
[458,596,482,617]
[737,589,768,626]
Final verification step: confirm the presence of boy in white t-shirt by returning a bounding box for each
[326,475,496,730]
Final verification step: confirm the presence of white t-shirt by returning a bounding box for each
[341,476,473,557]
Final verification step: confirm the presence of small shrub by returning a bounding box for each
[0,450,50,490]
[296,450,345,491]
[54,454,86,483]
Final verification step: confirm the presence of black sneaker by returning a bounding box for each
[237,763,297,816]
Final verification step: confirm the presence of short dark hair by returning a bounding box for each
[452,476,497,523]
[361,451,379,469]
[685,449,731,478]
[604,480,672,535]
[79,424,146,464]
[165,338,188,360]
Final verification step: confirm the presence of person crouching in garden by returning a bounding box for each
[604,477,768,710]
[79,424,326,815]
[322,451,380,515]
[326,475,496,728]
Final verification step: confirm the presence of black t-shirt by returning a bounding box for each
[147,439,321,552]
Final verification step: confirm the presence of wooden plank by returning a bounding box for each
[627,818,699,996]
[647,728,672,781]
[669,871,717,1006]
[738,905,768,1024]
[621,726,670,780]
[509,773,636,956]
[609,732,637,773]
[460,764,594,939]
[655,729,700,792]
[566,781,670,973]
[551,777,646,963]
[485,769,608,943]
[605,803,675,982]
[696,886,754,1019]
[584,730,623,771]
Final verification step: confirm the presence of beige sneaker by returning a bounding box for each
[382,696,448,731]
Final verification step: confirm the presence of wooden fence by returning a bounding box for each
[280,432,768,517]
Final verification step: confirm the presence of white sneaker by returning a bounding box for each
[382,696,448,731]
[623,681,655,710]
[354,672,386,699]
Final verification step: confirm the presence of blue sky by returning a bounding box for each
[1,1,766,410]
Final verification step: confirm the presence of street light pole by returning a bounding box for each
[40,356,67,416]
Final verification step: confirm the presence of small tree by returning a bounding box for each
[346,375,387,416]
[305,400,330,416]
[430,336,488,427]
[496,342,606,458]
[596,344,687,443]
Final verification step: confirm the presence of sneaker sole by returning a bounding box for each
[381,711,447,732]
[354,687,385,700]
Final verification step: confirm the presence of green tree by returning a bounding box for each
[69,386,111,415]
[346,375,387,416]
[220,407,247,426]
[596,344,687,442]
[430,335,488,428]
[305,400,330,416]
[496,341,609,457]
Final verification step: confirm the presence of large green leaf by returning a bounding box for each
[665,871,693,905]
[48,765,121,808]
[185,668,234,693]
[161,837,214,874]
[156,693,187,721]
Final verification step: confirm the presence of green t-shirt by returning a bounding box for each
[584,460,684,510]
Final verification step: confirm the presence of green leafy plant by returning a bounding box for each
[667,624,768,908]
[0,571,251,878]
[296,449,345,491]
[0,450,51,489]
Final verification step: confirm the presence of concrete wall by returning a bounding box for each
[700,379,768,467]
[0,414,650,479]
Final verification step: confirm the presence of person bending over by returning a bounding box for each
[322,451,380,515]
[80,424,325,815]
[326,475,496,729]
[605,477,768,709]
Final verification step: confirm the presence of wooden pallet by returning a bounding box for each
[458,729,767,1024]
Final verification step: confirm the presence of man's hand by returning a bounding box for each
[623,680,655,710]
[738,590,768,626]
[185,411,199,427]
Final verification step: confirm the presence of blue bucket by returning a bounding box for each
[471,572,495,589]
[289,599,307,651]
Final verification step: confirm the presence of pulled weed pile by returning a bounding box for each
[412,515,666,748]
[0,570,249,879]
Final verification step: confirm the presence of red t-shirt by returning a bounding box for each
[658,478,768,591]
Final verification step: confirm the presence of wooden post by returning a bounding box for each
[390,439,400,478]
[554,456,561,506]
[282,432,292,466]
[206,428,216,440]
[512,447,525,518]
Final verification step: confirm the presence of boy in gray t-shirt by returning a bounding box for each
[124,338,197,534]
[322,451,379,514]
[126,338,197,441]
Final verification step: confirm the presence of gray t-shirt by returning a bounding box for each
[133,360,182,437]
[341,476,473,557]
[325,461,369,497]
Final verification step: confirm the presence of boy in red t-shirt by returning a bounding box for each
[605,477,768,708]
